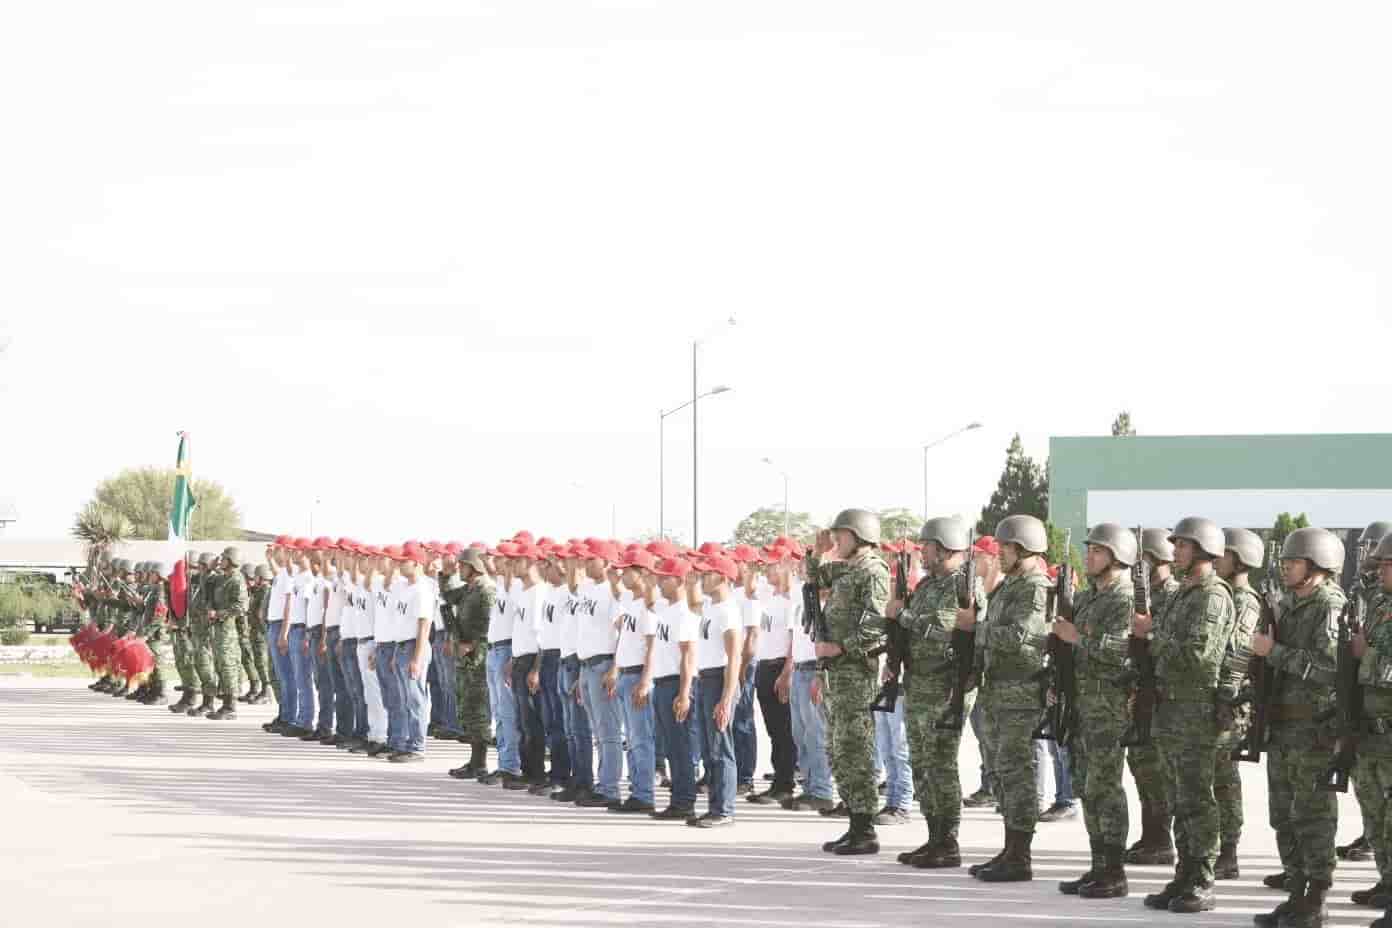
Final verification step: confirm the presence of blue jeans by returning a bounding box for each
[581,658,624,801]
[538,651,569,785]
[326,627,353,737]
[654,675,698,809]
[396,640,431,755]
[486,642,520,775]
[874,693,913,811]
[1035,739,1075,806]
[310,627,335,734]
[616,670,656,805]
[560,656,592,790]
[698,669,736,817]
[733,662,757,786]
[791,666,834,800]
[267,621,291,722]
[337,636,367,741]
[434,636,461,736]
[287,624,316,730]
[427,632,445,729]
[374,641,405,753]
[511,655,545,779]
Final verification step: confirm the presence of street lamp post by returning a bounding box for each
[660,385,731,540]
[691,317,735,546]
[922,423,983,522]
[761,457,790,537]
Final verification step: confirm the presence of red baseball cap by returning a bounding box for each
[586,541,620,563]
[512,543,544,560]
[273,535,292,547]
[513,530,535,544]
[616,549,657,571]
[651,557,692,578]
[730,544,762,564]
[695,554,738,582]
[495,541,520,558]
[973,535,1001,557]
[382,544,405,561]
[698,542,726,558]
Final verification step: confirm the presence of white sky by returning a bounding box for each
[2,1,1389,546]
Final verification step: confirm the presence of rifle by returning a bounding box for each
[1317,545,1369,791]
[936,533,979,731]
[870,548,913,713]
[1032,532,1077,746]
[1120,526,1157,748]
[1232,542,1282,763]
[801,548,830,644]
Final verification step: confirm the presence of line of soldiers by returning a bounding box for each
[72,512,1392,928]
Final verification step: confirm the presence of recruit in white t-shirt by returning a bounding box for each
[613,592,657,668]
[576,580,619,661]
[651,598,699,679]
[696,598,742,671]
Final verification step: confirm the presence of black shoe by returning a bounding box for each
[899,840,937,867]
[1169,880,1215,913]
[318,734,337,746]
[550,787,579,802]
[280,725,309,738]
[169,694,196,713]
[822,829,852,853]
[389,752,424,764]
[735,782,754,796]
[1215,841,1240,880]
[365,742,393,757]
[873,806,910,826]
[1254,877,1305,927]
[1339,835,1373,861]
[782,794,836,812]
[818,801,849,818]
[652,805,696,820]
[527,782,553,796]
[187,696,214,717]
[687,813,734,829]
[208,698,237,721]
[1263,871,1290,891]
[1038,802,1078,823]
[1355,883,1389,906]
[747,788,795,805]
[576,792,615,808]
[609,797,656,814]
[262,719,286,733]
[141,692,169,706]
[833,815,881,856]
[977,829,1032,882]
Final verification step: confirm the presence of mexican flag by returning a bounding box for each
[168,432,196,619]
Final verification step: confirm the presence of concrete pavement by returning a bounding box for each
[0,677,1381,927]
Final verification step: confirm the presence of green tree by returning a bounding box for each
[731,506,815,548]
[976,434,1048,536]
[1271,512,1310,554]
[1046,522,1087,580]
[878,507,923,542]
[1111,411,1136,437]
[78,468,242,540]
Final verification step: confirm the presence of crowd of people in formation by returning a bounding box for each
[72,510,1392,928]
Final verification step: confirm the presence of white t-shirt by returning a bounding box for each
[337,577,357,637]
[756,593,792,662]
[370,575,394,642]
[510,581,546,657]
[325,570,345,629]
[486,575,512,643]
[267,567,295,624]
[559,587,581,658]
[790,582,816,663]
[576,580,619,661]
[394,576,434,644]
[424,574,443,632]
[289,569,311,626]
[736,588,763,630]
[614,592,657,668]
[651,597,699,679]
[538,584,565,652]
[697,598,741,671]
[303,572,329,629]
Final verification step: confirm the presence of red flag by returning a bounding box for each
[170,560,189,620]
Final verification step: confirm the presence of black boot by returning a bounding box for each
[1080,844,1129,899]
[1353,881,1389,906]
[898,819,937,866]
[1145,856,1189,910]
[1253,876,1306,927]
[916,818,962,869]
[1127,804,1176,865]
[140,687,168,706]
[833,814,881,856]
[978,829,1033,882]
[125,684,146,701]
[821,826,854,853]
[238,684,258,704]
[1338,834,1373,861]
[208,697,237,720]
[970,826,1008,878]
[1263,871,1290,891]
[1214,840,1240,880]
[111,681,130,697]
[168,692,195,713]
[187,694,214,717]
[1282,879,1328,927]
[1169,868,1216,914]
[1061,838,1103,895]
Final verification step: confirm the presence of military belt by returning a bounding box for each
[619,665,644,675]
[1269,704,1316,723]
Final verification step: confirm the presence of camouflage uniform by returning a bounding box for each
[1127,574,1181,844]
[980,568,1051,833]
[211,568,248,700]
[448,573,495,742]
[809,547,892,816]
[1214,582,1260,849]
[1069,571,1135,849]
[237,581,260,692]
[1266,580,1343,887]
[141,579,169,698]
[246,581,274,698]
[1153,571,1235,886]
[898,569,985,834]
[1355,592,1392,893]
[188,570,216,697]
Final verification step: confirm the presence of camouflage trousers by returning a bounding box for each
[171,628,198,694]
[248,621,276,699]
[1156,699,1221,884]
[212,617,242,699]
[1127,741,1172,826]
[190,616,217,694]
[976,687,999,804]
[1268,724,1338,883]
[235,615,262,687]
[1213,703,1251,844]
[985,681,1040,832]
[1071,684,1130,846]
[826,660,880,816]
[1354,741,1392,884]
[905,674,973,827]
[142,628,167,695]
[455,648,491,741]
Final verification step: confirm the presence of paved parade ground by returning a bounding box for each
[0,677,1380,928]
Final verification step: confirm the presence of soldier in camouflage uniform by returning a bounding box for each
[1138,517,1235,915]
[140,562,172,706]
[1249,528,1345,928]
[1212,528,1263,880]
[168,553,200,713]
[185,554,219,717]
[248,565,276,705]
[1051,524,1138,899]
[109,560,142,697]
[235,563,263,703]
[206,547,248,720]
[808,509,891,856]
[1355,534,1392,927]
[446,548,496,778]
[890,515,985,869]
[1126,527,1182,866]
[970,514,1051,883]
